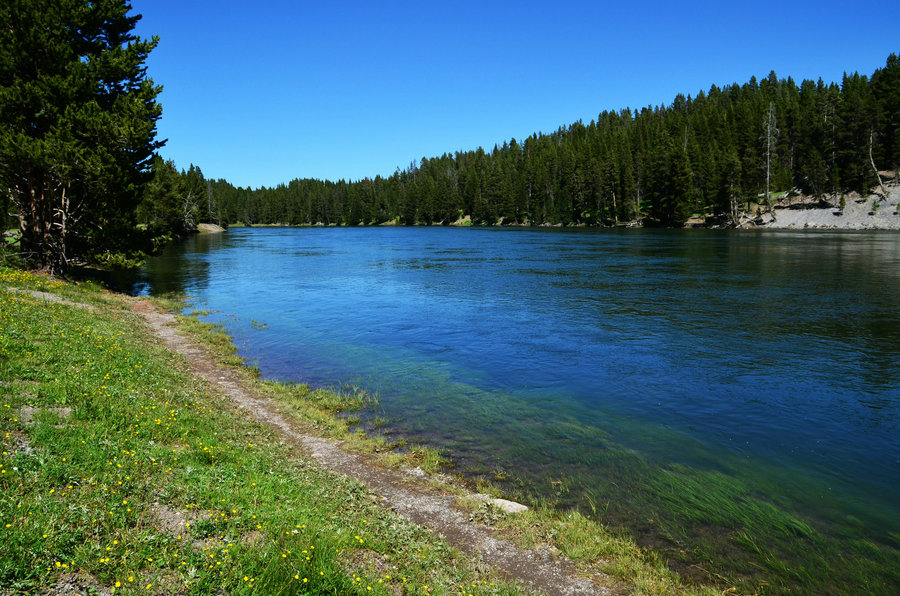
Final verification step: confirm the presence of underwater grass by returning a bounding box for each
[634,461,898,594]
[471,434,900,595]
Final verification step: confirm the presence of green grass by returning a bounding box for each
[0,267,529,595]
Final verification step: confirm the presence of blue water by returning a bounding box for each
[129,226,900,585]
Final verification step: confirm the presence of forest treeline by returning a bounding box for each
[163,54,900,230]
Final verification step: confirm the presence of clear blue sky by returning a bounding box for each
[132,0,899,189]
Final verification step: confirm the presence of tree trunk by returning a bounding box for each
[869,129,887,199]
[54,185,69,270]
[730,189,739,227]
[17,180,52,269]
[13,174,77,272]
[635,180,642,222]
[611,190,619,225]
[763,102,779,216]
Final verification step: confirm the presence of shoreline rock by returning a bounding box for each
[752,185,900,231]
[196,223,226,233]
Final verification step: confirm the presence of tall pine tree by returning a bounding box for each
[0,0,163,270]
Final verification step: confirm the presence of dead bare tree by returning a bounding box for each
[182,190,199,231]
[762,102,780,216]
[869,129,887,199]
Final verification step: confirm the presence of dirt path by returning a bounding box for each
[131,300,624,596]
[5,286,97,311]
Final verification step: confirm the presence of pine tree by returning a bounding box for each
[0,0,163,270]
[717,144,742,225]
[837,72,875,192]
[137,157,184,237]
[871,54,900,172]
[182,164,207,227]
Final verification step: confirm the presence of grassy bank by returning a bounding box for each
[0,267,721,595]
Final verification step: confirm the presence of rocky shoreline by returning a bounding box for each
[753,183,900,231]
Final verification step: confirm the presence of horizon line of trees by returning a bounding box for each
[190,53,899,229]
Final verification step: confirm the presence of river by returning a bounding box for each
[124,226,900,592]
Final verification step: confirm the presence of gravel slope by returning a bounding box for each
[759,185,900,230]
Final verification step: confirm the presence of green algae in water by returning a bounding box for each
[328,346,900,594]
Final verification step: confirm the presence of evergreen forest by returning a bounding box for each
[188,55,900,230]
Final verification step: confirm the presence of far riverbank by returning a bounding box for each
[754,183,900,230]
